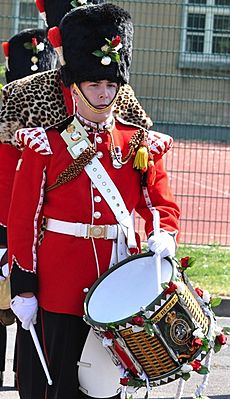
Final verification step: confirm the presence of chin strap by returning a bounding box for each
[71,82,119,114]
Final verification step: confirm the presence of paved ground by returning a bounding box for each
[1,317,230,398]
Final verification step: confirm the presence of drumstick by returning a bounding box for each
[153,209,162,293]
[29,323,53,385]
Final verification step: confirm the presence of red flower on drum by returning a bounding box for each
[191,337,203,348]
[132,316,145,326]
[195,287,204,297]
[164,281,178,295]
[104,330,114,339]
[120,377,129,386]
[180,256,196,269]
[216,333,227,345]
[190,359,202,372]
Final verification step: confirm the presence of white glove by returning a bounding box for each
[148,231,176,258]
[0,263,10,281]
[11,295,38,330]
[0,249,9,281]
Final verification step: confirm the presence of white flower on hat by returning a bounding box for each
[31,64,38,71]
[37,42,45,51]
[101,44,110,52]
[101,56,112,65]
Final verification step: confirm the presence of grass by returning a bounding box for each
[142,244,230,297]
[176,245,230,297]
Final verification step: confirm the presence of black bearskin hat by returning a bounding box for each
[59,3,133,86]
[36,0,105,28]
[3,28,57,83]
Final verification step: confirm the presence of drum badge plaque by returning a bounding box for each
[165,310,192,346]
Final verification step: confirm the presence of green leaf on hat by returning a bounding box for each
[92,50,105,58]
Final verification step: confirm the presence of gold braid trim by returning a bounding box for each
[109,127,146,165]
[46,145,97,192]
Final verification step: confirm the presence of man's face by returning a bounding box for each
[74,80,118,122]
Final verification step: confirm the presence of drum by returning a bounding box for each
[84,252,212,388]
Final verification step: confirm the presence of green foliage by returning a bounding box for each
[176,245,230,296]
[142,243,230,296]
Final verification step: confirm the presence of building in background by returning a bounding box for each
[0,0,229,245]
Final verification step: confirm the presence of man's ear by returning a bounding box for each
[70,83,79,99]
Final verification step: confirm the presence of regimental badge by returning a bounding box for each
[165,311,192,346]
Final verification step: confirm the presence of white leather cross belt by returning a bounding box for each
[46,218,118,240]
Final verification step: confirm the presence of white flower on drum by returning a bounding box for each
[127,386,138,394]
[193,327,205,339]
[202,290,211,304]
[131,325,144,333]
[175,282,185,294]
[214,325,223,336]
[37,42,45,52]
[181,363,193,373]
[101,56,112,65]
[102,337,113,347]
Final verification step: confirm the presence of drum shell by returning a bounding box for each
[84,253,211,385]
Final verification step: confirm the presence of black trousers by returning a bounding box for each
[15,309,120,399]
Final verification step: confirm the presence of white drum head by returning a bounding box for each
[87,255,172,324]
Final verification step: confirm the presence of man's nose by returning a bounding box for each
[99,88,109,99]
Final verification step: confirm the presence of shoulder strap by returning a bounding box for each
[47,117,137,248]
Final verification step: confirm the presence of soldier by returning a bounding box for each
[8,3,180,399]
[0,27,56,387]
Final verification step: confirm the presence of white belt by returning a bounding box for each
[46,218,118,240]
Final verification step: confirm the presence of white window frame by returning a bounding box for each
[13,0,44,35]
[179,0,230,69]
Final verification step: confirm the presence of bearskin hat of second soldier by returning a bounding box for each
[58,3,133,87]
[36,0,105,28]
[2,28,57,83]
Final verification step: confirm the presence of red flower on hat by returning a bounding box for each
[111,35,121,47]
[32,37,38,47]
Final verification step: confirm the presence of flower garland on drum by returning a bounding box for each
[98,256,230,399]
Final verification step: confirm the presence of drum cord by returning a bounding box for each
[175,377,185,399]
[194,349,213,397]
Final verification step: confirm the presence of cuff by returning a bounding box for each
[10,262,38,298]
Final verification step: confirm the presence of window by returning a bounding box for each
[13,0,43,34]
[179,0,230,69]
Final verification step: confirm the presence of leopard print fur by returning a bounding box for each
[0,69,152,146]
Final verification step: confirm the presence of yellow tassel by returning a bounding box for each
[133,146,148,171]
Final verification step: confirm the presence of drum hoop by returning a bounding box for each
[84,253,175,327]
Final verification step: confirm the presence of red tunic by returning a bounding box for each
[8,119,180,316]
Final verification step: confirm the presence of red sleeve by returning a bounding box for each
[7,146,50,273]
[0,143,21,226]
[135,158,180,240]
